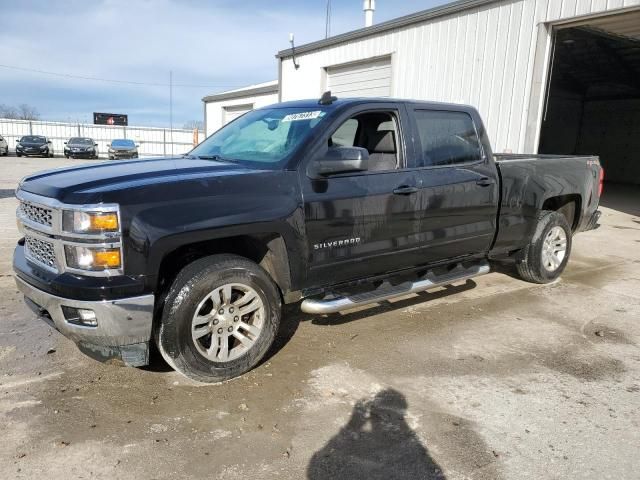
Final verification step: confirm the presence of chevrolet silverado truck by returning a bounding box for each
[13,95,603,383]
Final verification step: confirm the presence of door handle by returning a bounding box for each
[393,186,418,195]
[476,177,493,187]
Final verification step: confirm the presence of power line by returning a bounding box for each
[0,63,243,89]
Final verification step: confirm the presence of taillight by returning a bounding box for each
[598,168,604,197]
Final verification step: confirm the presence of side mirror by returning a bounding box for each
[94,143,98,147]
[15,139,19,142]
[64,141,67,144]
[47,140,52,144]
[312,146,369,177]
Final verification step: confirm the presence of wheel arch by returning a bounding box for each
[154,233,293,303]
[542,194,582,232]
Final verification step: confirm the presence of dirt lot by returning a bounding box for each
[1,157,639,479]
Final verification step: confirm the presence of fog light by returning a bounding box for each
[61,306,98,327]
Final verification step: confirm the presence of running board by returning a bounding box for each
[300,262,490,315]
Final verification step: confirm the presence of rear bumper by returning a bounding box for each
[15,275,154,367]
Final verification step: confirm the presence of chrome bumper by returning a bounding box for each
[15,275,154,366]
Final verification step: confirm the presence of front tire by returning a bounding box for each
[156,254,281,383]
[516,210,572,284]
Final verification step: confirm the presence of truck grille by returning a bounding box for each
[24,235,57,271]
[19,201,54,228]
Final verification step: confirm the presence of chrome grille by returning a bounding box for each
[19,201,53,228]
[24,235,57,270]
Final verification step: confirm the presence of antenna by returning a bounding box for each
[289,33,300,70]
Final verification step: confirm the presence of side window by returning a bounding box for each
[330,118,358,147]
[328,111,402,171]
[414,110,483,167]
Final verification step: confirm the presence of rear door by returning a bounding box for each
[408,107,499,262]
[300,103,427,288]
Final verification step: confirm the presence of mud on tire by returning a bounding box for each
[156,254,281,383]
[516,210,572,284]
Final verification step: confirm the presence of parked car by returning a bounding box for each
[0,135,8,156]
[108,139,138,160]
[13,95,603,383]
[16,135,54,158]
[64,137,99,159]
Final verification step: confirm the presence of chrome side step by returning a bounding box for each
[300,262,490,315]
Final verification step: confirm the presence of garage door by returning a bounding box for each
[223,104,253,124]
[326,57,392,98]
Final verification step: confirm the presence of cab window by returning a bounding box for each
[328,111,402,171]
[413,110,483,167]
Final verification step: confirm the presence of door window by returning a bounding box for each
[328,111,402,171]
[414,110,483,167]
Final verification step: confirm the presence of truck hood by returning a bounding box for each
[18,157,261,204]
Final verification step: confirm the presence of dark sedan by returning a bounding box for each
[108,139,138,160]
[64,137,99,159]
[16,136,54,157]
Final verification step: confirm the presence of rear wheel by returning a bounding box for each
[156,254,281,383]
[516,210,572,284]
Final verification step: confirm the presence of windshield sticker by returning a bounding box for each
[282,111,324,123]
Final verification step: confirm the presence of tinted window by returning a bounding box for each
[414,110,482,167]
[20,136,46,144]
[69,137,93,145]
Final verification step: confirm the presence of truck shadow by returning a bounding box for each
[307,388,446,480]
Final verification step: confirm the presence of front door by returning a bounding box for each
[300,106,426,288]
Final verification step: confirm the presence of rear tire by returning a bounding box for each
[156,254,281,383]
[516,210,572,284]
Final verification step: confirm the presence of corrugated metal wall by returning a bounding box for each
[280,0,640,154]
[0,118,201,158]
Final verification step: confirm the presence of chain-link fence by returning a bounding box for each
[0,118,202,158]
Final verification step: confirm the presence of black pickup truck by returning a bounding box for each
[13,96,603,382]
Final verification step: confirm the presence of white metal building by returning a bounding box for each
[203,80,279,136]
[276,0,640,185]
[201,0,640,184]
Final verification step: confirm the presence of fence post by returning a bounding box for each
[78,123,81,136]
[29,121,33,135]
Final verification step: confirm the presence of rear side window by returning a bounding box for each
[414,110,483,167]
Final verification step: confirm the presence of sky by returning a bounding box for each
[0,0,447,128]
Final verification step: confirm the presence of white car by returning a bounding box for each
[0,135,8,156]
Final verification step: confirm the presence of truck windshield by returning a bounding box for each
[189,107,329,168]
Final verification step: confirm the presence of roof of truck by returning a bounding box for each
[269,97,477,113]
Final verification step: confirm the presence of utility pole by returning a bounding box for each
[169,70,174,155]
[325,0,331,38]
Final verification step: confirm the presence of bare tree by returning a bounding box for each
[183,120,204,130]
[17,104,40,120]
[0,103,39,120]
[0,104,18,119]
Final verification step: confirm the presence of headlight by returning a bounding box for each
[16,144,23,149]
[64,245,121,271]
[40,145,48,150]
[62,210,119,233]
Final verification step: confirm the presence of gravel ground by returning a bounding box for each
[0,157,639,479]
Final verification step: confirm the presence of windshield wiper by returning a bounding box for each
[195,154,235,162]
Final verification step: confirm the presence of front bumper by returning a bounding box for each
[15,275,154,367]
